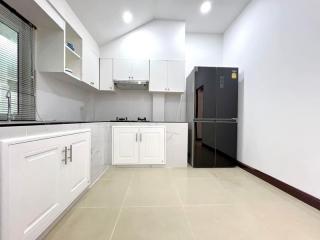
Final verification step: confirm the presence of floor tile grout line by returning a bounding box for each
[171,176,197,240]
[106,171,135,240]
[122,204,182,208]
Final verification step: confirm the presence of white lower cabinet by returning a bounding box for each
[112,127,139,165]
[112,126,166,165]
[0,130,91,240]
[139,127,166,164]
[60,133,91,207]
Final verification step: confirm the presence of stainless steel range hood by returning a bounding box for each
[113,80,149,90]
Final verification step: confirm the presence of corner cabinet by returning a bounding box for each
[149,60,185,93]
[0,130,91,240]
[112,126,166,165]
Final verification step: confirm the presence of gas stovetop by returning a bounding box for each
[110,117,150,122]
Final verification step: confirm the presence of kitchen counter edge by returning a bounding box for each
[0,121,188,127]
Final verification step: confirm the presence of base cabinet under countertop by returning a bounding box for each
[112,126,166,165]
[0,129,91,240]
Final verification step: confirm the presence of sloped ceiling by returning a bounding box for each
[66,0,251,45]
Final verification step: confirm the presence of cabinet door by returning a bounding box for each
[100,58,114,91]
[149,60,167,92]
[4,138,63,240]
[139,127,166,165]
[83,45,100,89]
[113,127,139,165]
[167,61,186,92]
[113,59,132,81]
[66,132,91,202]
[131,59,149,81]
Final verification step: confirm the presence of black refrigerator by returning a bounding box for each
[186,67,238,168]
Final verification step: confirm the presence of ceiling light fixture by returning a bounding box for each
[122,11,133,24]
[200,1,212,15]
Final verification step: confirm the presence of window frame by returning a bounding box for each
[0,2,36,121]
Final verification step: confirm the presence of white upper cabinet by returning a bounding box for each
[64,24,82,80]
[21,0,102,90]
[131,59,150,81]
[149,60,167,92]
[113,59,149,81]
[113,59,132,81]
[5,0,64,30]
[167,61,186,92]
[149,60,185,93]
[100,58,114,91]
[37,21,83,82]
[83,43,99,89]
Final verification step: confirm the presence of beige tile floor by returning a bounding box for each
[45,167,320,240]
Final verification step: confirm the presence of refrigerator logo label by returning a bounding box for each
[231,72,237,80]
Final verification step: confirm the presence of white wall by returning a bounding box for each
[223,0,320,198]
[93,90,153,121]
[100,20,185,60]
[186,33,223,76]
[36,72,95,121]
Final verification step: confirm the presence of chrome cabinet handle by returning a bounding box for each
[140,133,142,142]
[68,145,73,162]
[62,146,68,165]
[136,133,138,142]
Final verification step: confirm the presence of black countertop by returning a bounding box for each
[0,121,188,127]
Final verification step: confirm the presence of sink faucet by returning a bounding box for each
[6,90,13,121]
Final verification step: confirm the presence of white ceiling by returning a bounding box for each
[66,0,251,45]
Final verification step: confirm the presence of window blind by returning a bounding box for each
[0,2,35,121]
